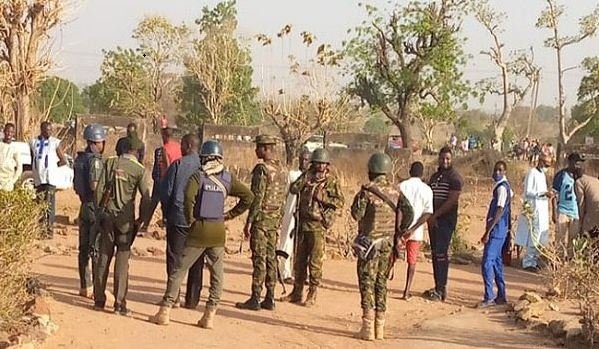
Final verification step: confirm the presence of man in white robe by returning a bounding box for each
[515,154,554,271]
[277,149,311,283]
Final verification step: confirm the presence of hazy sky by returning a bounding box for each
[55,0,599,111]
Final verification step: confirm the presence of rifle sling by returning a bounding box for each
[363,185,397,212]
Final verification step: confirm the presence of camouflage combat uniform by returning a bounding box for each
[247,158,288,298]
[351,175,413,312]
[289,168,344,304]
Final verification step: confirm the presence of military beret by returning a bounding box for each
[255,135,278,145]
[124,136,143,151]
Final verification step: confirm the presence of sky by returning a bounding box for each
[54,0,599,112]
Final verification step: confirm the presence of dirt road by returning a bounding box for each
[33,231,556,349]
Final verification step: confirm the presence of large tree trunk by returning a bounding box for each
[556,46,567,167]
[14,93,30,141]
[284,139,299,166]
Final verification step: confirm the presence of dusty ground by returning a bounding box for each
[27,188,560,349]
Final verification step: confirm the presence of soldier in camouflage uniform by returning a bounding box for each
[236,135,289,311]
[73,123,106,299]
[93,138,152,316]
[281,148,344,307]
[351,153,413,341]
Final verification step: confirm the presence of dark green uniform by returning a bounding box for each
[290,169,344,295]
[93,154,151,312]
[351,176,413,311]
[77,154,103,291]
[247,159,288,298]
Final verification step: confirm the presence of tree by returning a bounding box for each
[537,0,599,151]
[343,0,471,150]
[571,57,599,137]
[81,81,112,114]
[363,113,390,134]
[133,16,189,128]
[180,0,259,126]
[0,0,70,139]
[474,0,539,142]
[96,47,156,119]
[260,28,351,164]
[33,76,85,123]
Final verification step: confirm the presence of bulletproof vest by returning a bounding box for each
[73,151,97,203]
[193,171,232,221]
[259,161,288,213]
[358,182,399,239]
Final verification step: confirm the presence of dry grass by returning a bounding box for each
[0,189,44,333]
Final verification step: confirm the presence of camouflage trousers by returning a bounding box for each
[250,225,278,296]
[294,228,326,288]
[357,239,392,312]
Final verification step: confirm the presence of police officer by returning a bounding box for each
[350,153,413,341]
[150,140,253,329]
[236,135,288,311]
[281,148,344,307]
[93,138,152,316]
[73,123,106,299]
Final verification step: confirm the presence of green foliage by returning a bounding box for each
[0,189,44,333]
[82,81,112,114]
[95,47,156,118]
[343,0,471,147]
[572,57,599,136]
[363,114,389,134]
[178,0,259,126]
[33,76,85,123]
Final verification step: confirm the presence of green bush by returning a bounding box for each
[0,189,44,333]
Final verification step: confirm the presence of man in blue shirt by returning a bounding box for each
[552,153,584,256]
[479,161,511,307]
[160,134,204,309]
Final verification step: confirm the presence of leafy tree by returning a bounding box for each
[96,47,156,119]
[343,0,471,150]
[33,76,85,123]
[179,0,259,126]
[81,81,112,114]
[363,114,390,134]
[537,0,599,149]
[572,57,599,137]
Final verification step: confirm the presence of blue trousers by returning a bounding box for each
[481,236,506,302]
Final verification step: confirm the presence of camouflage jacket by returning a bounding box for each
[247,159,289,227]
[351,175,413,239]
[290,168,344,232]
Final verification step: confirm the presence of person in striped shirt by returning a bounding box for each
[425,146,463,302]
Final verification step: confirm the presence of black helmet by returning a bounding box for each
[368,153,392,174]
[83,123,106,142]
[200,140,224,158]
[310,148,330,164]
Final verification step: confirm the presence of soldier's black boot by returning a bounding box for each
[260,289,276,311]
[235,293,261,311]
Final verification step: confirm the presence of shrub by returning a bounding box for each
[0,189,44,333]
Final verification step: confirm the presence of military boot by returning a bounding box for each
[260,289,276,311]
[375,311,386,340]
[279,285,303,304]
[358,309,375,341]
[303,286,317,308]
[198,305,217,329]
[235,294,261,311]
[149,306,171,326]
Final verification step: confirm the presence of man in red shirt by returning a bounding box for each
[147,127,182,228]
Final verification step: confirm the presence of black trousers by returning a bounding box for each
[166,224,204,307]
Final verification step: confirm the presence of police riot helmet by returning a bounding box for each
[200,140,224,159]
[83,123,106,142]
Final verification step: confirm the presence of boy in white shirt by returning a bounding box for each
[398,162,434,300]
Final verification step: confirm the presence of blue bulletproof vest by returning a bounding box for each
[486,180,512,239]
[73,150,97,203]
[193,171,232,221]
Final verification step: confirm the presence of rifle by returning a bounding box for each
[90,167,116,259]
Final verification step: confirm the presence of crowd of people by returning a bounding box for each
[1,120,599,342]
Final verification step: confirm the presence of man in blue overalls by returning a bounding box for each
[479,161,511,308]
